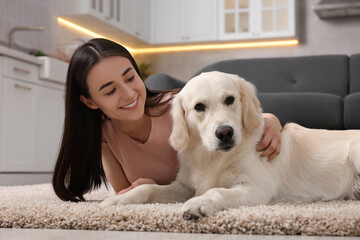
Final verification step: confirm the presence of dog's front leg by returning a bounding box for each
[100,181,194,207]
[182,184,270,220]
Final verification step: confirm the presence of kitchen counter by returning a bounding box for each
[0,45,43,65]
[0,45,68,84]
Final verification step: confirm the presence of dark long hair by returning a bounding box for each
[52,38,175,202]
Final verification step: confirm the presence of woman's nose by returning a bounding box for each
[119,83,133,99]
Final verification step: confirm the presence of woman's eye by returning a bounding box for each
[106,88,116,96]
[194,103,206,112]
[126,76,135,82]
[224,96,234,106]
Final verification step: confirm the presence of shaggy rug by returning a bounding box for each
[0,184,359,236]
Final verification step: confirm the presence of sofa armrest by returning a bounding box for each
[344,92,360,129]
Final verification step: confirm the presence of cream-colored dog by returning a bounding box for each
[100,71,360,220]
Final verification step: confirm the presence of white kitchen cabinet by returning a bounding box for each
[0,55,65,173]
[113,0,151,43]
[61,0,130,35]
[219,0,296,41]
[133,0,151,43]
[185,0,218,43]
[61,0,296,45]
[151,0,218,44]
[61,0,217,45]
[0,77,38,172]
[88,0,121,25]
[152,0,184,44]
[37,86,65,172]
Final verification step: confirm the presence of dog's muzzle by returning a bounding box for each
[215,125,235,151]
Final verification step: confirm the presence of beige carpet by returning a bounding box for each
[0,183,359,236]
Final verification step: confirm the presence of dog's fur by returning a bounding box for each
[100,71,360,220]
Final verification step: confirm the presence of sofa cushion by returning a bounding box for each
[344,92,360,129]
[258,92,343,130]
[195,55,349,97]
[350,54,360,93]
[145,73,185,91]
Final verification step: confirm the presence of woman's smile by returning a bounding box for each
[120,96,139,110]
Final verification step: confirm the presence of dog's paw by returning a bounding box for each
[181,197,218,220]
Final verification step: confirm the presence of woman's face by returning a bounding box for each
[80,56,147,124]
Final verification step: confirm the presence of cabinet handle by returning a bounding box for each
[14,84,32,91]
[13,67,31,75]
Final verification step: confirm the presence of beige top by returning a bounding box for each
[101,93,179,185]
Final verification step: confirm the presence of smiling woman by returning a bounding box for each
[52,38,180,202]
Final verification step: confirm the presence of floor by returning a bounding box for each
[0,229,358,240]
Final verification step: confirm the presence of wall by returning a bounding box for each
[1,0,360,81]
[0,0,89,59]
[0,0,59,55]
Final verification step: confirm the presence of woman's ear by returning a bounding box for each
[80,95,99,110]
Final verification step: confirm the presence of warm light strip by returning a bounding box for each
[135,40,299,54]
[57,17,135,53]
[57,17,298,54]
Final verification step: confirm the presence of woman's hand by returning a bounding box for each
[257,113,282,160]
[117,178,156,195]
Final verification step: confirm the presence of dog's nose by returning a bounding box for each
[215,125,234,142]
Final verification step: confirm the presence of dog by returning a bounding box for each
[100,71,360,220]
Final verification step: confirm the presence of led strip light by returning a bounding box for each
[57,17,299,55]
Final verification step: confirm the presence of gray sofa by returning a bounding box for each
[145,54,360,130]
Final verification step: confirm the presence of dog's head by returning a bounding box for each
[169,71,263,153]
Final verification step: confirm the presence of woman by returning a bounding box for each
[52,38,282,202]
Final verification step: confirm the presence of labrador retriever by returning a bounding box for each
[100,71,360,220]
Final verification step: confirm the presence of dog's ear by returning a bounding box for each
[169,94,189,152]
[238,77,263,130]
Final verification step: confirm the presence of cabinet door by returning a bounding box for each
[185,0,218,42]
[89,0,123,28]
[152,0,217,44]
[219,0,296,40]
[152,0,185,44]
[133,0,151,42]
[0,78,37,172]
[37,86,65,172]
[257,0,296,38]
[219,0,254,40]
[119,0,136,34]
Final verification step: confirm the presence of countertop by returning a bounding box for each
[0,45,44,65]
[0,45,68,84]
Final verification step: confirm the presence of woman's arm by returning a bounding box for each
[257,113,282,160]
[102,144,131,194]
[102,144,156,195]
[118,178,157,195]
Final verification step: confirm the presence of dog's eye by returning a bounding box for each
[224,96,235,106]
[194,103,206,112]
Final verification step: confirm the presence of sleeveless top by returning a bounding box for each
[101,93,179,185]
